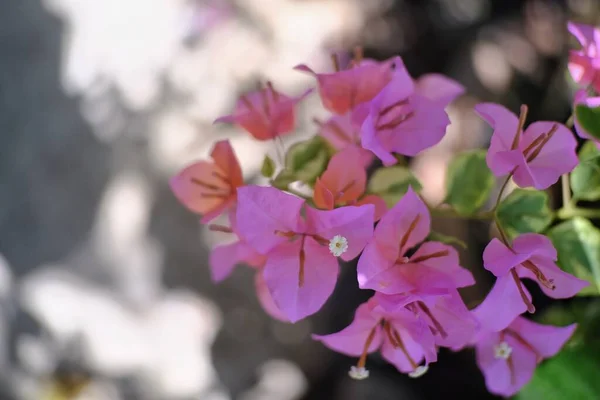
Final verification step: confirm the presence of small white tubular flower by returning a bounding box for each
[494,341,513,360]
[408,365,429,378]
[348,366,369,380]
[329,235,348,257]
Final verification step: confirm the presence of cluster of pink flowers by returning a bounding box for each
[169,22,599,397]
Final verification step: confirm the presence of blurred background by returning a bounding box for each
[0,0,596,399]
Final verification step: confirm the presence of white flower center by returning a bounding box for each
[494,341,513,360]
[329,235,348,257]
[348,366,369,380]
[408,365,429,378]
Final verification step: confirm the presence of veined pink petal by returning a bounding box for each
[312,301,383,356]
[313,178,335,210]
[518,256,589,298]
[211,140,244,189]
[489,149,525,177]
[509,317,576,358]
[473,275,530,332]
[381,309,437,373]
[255,270,289,322]
[476,331,537,397]
[415,73,464,107]
[410,241,475,288]
[521,121,578,189]
[373,187,431,260]
[318,146,367,204]
[236,185,304,254]
[263,238,339,323]
[387,95,451,156]
[483,238,531,277]
[305,204,374,261]
[357,242,410,293]
[295,59,393,114]
[360,113,398,166]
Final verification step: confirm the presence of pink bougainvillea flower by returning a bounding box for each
[375,289,478,349]
[574,89,600,147]
[474,233,588,331]
[313,296,437,379]
[207,213,287,321]
[567,22,600,93]
[357,187,474,294]
[475,103,578,190]
[214,81,311,141]
[474,315,576,397]
[313,146,387,220]
[314,115,373,167]
[170,140,243,223]
[236,185,374,322]
[360,57,464,166]
[294,49,394,115]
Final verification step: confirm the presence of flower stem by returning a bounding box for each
[493,174,513,245]
[561,173,572,210]
[557,206,600,219]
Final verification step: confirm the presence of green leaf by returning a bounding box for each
[444,150,495,215]
[367,166,422,208]
[575,104,600,140]
[516,343,600,400]
[271,169,296,190]
[571,155,600,201]
[547,217,600,296]
[496,189,553,239]
[261,155,276,178]
[578,140,600,162]
[427,231,467,249]
[284,136,329,185]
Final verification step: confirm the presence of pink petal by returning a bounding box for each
[511,233,557,260]
[318,146,367,204]
[313,178,335,210]
[211,140,243,189]
[509,317,576,358]
[209,242,242,283]
[518,256,589,298]
[568,21,595,48]
[410,241,475,288]
[489,149,526,177]
[476,332,538,397]
[170,161,233,217]
[360,113,398,166]
[483,238,531,277]
[305,204,374,261]
[373,187,431,260]
[521,122,578,190]
[355,194,388,221]
[385,95,451,156]
[475,103,520,155]
[312,300,383,356]
[422,290,478,349]
[255,270,289,322]
[263,238,339,322]
[381,309,437,373]
[415,73,464,107]
[236,185,304,254]
[357,241,411,293]
[473,275,530,332]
